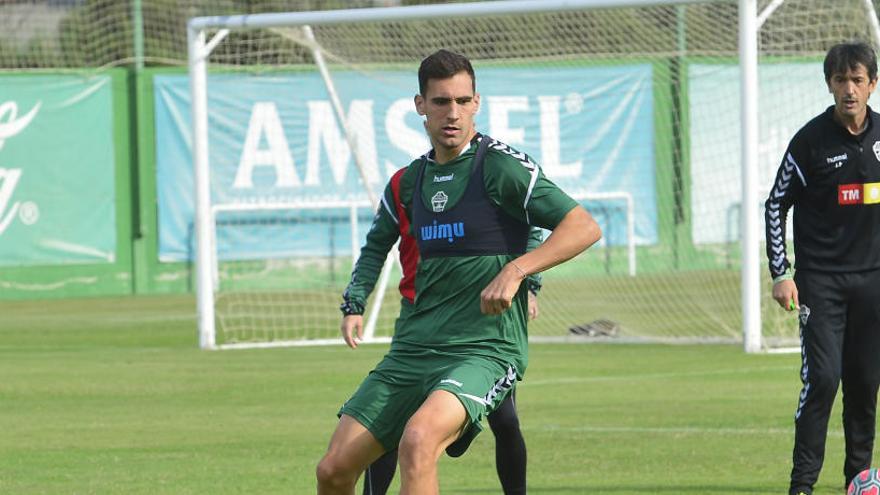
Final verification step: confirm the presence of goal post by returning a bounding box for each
[187,0,880,351]
[569,192,637,277]
[740,0,760,353]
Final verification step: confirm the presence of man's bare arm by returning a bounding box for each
[480,207,601,315]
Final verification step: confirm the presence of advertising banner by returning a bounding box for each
[0,75,116,266]
[154,65,656,261]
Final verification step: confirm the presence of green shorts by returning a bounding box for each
[338,352,516,452]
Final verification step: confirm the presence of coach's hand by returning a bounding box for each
[481,262,527,315]
[772,279,799,311]
[341,315,364,348]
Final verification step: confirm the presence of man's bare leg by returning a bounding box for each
[398,390,468,495]
[317,414,386,495]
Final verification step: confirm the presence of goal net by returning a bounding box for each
[187,0,880,350]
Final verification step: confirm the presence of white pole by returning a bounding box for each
[626,193,636,277]
[862,0,880,53]
[302,25,378,209]
[304,24,386,341]
[756,0,785,29]
[350,202,360,269]
[364,248,398,341]
[188,25,216,350]
[210,207,219,291]
[740,0,761,353]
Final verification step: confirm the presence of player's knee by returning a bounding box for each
[398,426,435,471]
[315,454,355,490]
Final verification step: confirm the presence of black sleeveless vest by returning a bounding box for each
[412,135,531,259]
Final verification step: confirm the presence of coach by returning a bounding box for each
[765,41,880,495]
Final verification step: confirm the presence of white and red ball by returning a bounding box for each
[849,468,880,495]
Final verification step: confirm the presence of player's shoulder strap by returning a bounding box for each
[471,133,493,177]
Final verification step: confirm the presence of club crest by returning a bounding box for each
[873,141,880,162]
[799,304,811,326]
[431,191,448,212]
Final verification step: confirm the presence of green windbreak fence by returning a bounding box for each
[0,70,134,299]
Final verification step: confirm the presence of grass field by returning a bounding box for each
[0,294,860,494]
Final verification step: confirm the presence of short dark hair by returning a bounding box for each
[824,41,878,82]
[418,49,475,95]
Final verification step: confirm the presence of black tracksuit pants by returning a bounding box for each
[790,268,880,494]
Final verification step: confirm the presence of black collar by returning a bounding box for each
[824,105,875,141]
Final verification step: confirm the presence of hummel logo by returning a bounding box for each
[825,153,847,168]
[826,153,848,164]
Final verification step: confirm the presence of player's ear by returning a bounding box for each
[473,92,480,112]
[414,94,426,116]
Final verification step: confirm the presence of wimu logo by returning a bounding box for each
[0,100,42,236]
[419,220,465,244]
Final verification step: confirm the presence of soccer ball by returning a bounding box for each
[849,468,880,495]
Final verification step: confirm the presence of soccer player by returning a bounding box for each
[340,164,543,495]
[316,49,601,494]
[765,41,880,495]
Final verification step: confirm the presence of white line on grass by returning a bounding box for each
[521,366,793,387]
[5,313,197,325]
[532,424,844,437]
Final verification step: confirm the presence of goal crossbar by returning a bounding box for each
[189,0,722,32]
